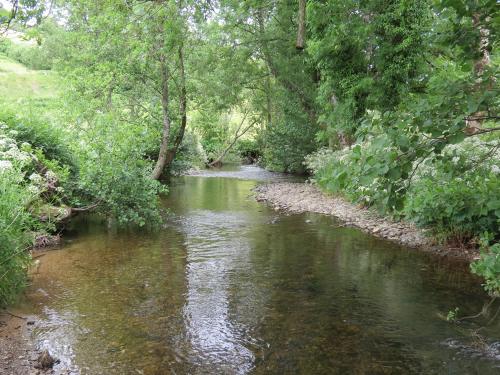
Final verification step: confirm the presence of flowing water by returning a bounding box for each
[17,166,500,374]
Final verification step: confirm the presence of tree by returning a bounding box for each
[61,0,189,180]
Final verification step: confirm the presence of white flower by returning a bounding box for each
[45,170,57,181]
[0,160,13,170]
[27,185,41,195]
[29,173,44,184]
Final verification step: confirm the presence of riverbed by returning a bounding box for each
[8,165,500,374]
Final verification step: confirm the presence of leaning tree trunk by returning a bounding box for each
[209,113,257,167]
[151,53,171,181]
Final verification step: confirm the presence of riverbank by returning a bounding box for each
[1,251,68,375]
[254,182,479,261]
[0,311,43,375]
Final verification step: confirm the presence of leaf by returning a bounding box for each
[447,132,465,144]
[388,167,402,180]
[467,98,479,114]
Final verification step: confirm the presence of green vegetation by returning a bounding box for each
[0,0,498,304]
[0,168,33,305]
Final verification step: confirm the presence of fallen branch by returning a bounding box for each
[209,113,257,167]
[71,202,100,213]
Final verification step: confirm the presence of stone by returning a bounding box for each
[34,350,58,370]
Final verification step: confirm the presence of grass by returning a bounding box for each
[0,54,61,117]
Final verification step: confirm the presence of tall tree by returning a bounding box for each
[61,0,191,180]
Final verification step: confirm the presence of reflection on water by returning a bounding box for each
[18,168,500,374]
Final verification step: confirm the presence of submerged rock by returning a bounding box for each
[34,349,58,370]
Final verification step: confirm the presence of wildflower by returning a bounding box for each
[0,160,13,170]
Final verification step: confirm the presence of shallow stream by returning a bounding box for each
[18,166,500,374]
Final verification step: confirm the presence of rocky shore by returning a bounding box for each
[254,182,479,260]
[0,311,41,375]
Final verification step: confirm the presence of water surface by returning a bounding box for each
[20,166,500,374]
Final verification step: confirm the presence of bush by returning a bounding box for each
[1,40,54,70]
[0,109,77,172]
[306,136,500,243]
[169,131,207,175]
[76,152,166,227]
[406,171,500,243]
[306,136,407,213]
[71,113,167,227]
[0,38,10,54]
[235,138,261,163]
[471,235,500,297]
[405,138,500,242]
[263,117,317,174]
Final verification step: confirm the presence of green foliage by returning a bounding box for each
[306,0,499,248]
[191,111,231,161]
[446,307,460,322]
[405,145,500,242]
[0,109,76,172]
[263,86,317,173]
[264,115,316,173]
[169,131,207,175]
[2,40,53,70]
[0,169,33,307]
[76,151,165,227]
[308,136,500,243]
[0,122,61,306]
[471,235,500,297]
[308,0,430,140]
[56,108,166,226]
[235,138,261,162]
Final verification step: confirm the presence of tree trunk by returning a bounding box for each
[296,0,306,49]
[151,53,171,180]
[256,8,316,122]
[465,13,491,135]
[164,43,187,168]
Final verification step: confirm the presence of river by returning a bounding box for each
[17,166,500,374]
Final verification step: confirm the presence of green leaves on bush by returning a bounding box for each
[471,236,500,297]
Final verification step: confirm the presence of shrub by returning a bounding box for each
[235,138,261,163]
[0,110,77,172]
[263,118,317,174]
[72,116,167,227]
[471,235,500,297]
[2,41,54,70]
[405,171,499,243]
[306,136,500,243]
[306,136,407,213]
[405,139,500,242]
[0,38,10,54]
[169,131,207,175]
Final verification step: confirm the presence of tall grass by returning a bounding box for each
[0,169,33,307]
